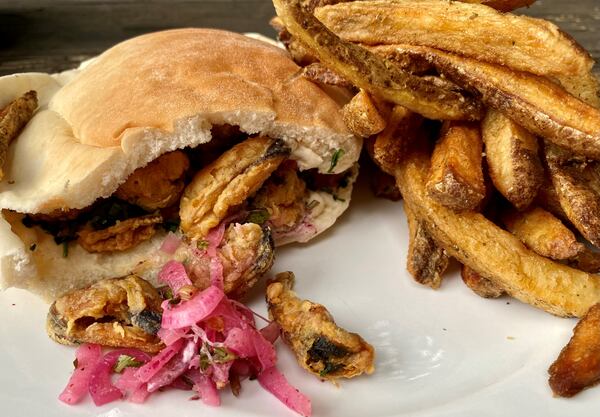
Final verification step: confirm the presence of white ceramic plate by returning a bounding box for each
[1,177,598,417]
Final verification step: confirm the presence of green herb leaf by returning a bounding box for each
[306,200,319,211]
[113,355,144,373]
[199,353,210,371]
[328,149,345,173]
[197,240,209,250]
[246,209,270,225]
[62,242,69,258]
[212,347,236,363]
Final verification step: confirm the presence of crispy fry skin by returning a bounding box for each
[366,105,422,175]
[502,207,584,260]
[373,45,600,160]
[460,265,505,299]
[114,151,189,211]
[315,0,591,78]
[272,0,483,121]
[301,62,351,87]
[544,144,600,247]
[482,110,542,210]
[0,90,38,181]
[188,223,275,300]
[394,144,600,317]
[47,276,164,353]
[426,121,486,211]
[341,90,387,138]
[405,203,449,289]
[535,174,568,221]
[549,303,600,397]
[180,136,290,240]
[266,271,375,380]
[77,214,162,253]
[559,72,600,108]
[569,250,600,274]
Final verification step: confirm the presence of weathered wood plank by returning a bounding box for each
[0,0,598,75]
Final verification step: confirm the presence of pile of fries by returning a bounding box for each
[272,0,600,398]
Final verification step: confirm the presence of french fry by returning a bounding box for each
[502,207,584,260]
[426,121,486,211]
[366,105,422,175]
[301,62,351,87]
[405,203,449,289]
[272,0,484,121]
[372,45,600,160]
[461,265,505,299]
[535,174,568,221]
[315,0,592,78]
[394,143,600,318]
[544,143,600,247]
[482,110,542,210]
[569,250,600,274]
[341,90,387,138]
[549,303,600,397]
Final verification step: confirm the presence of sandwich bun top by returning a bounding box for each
[0,28,359,214]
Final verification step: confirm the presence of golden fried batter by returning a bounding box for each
[189,222,274,299]
[47,275,164,353]
[549,303,600,397]
[266,271,374,381]
[115,151,190,211]
[180,136,290,240]
[77,214,162,253]
[252,163,308,231]
[0,90,38,181]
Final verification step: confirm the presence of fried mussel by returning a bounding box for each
[266,271,375,381]
[47,275,164,353]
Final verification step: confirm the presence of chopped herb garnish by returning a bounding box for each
[113,354,144,373]
[199,353,210,371]
[197,240,209,250]
[306,199,320,211]
[246,209,270,225]
[163,287,174,300]
[62,242,69,258]
[29,243,37,252]
[328,149,345,173]
[212,347,236,363]
[332,194,346,203]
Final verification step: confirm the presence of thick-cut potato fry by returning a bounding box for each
[502,207,584,260]
[461,265,505,299]
[272,0,484,121]
[366,105,422,175]
[341,90,387,138]
[544,143,600,247]
[0,90,38,181]
[569,250,600,274]
[405,203,449,289]
[549,303,600,397]
[394,144,600,318]
[372,45,600,160]
[535,175,567,221]
[559,72,600,108]
[315,0,591,78]
[426,121,485,211]
[482,110,542,210]
[301,62,351,87]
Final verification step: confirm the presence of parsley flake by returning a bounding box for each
[113,355,144,373]
[328,149,345,173]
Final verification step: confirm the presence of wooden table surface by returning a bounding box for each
[0,0,599,76]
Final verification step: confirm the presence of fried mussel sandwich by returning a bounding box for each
[0,29,361,301]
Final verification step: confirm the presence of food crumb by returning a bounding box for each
[507,336,515,340]
[11,303,16,306]
[506,302,511,305]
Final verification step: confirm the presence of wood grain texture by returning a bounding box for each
[0,0,598,75]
